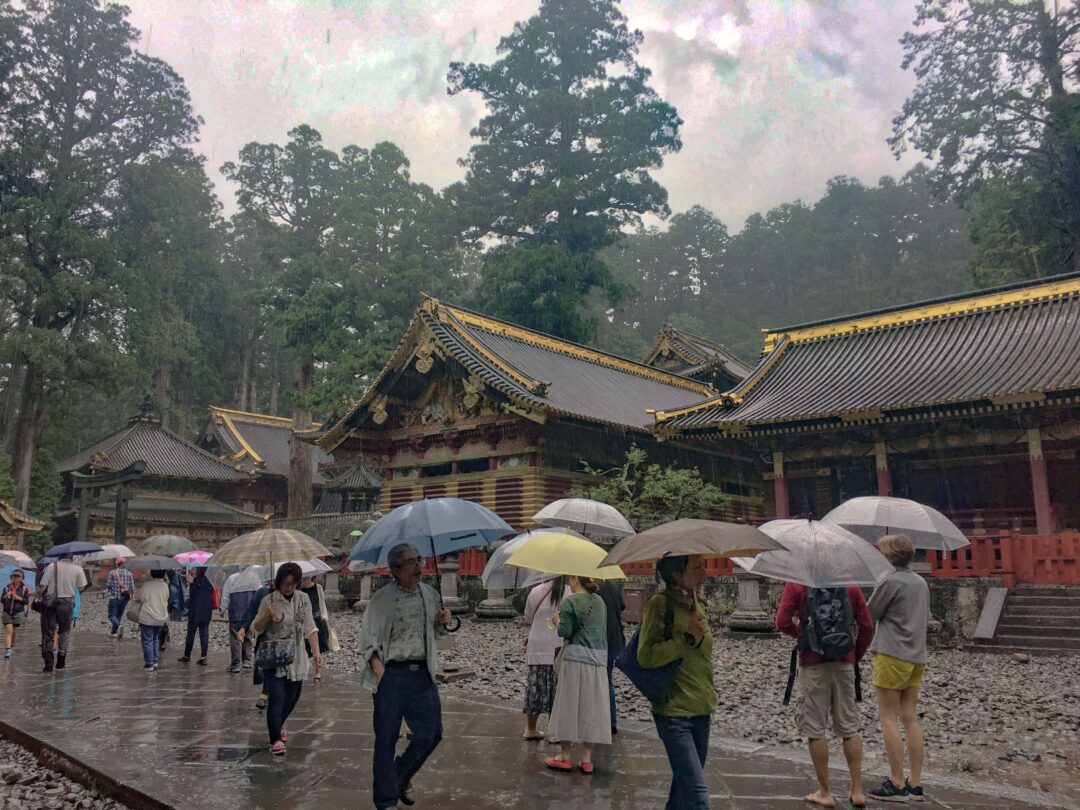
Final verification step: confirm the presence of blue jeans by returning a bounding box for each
[372,662,443,810]
[607,659,617,730]
[654,714,711,810]
[108,596,129,633]
[140,624,161,667]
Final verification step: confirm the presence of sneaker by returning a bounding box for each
[177,656,190,663]
[117,626,124,640]
[270,741,286,756]
[143,665,154,673]
[869,778,908,802]
[196,657,207,666]
[228,665,241,674]
[242,661,253,669]
[4,648,11,659]
[255,697,268,710]
[905,781,925,802]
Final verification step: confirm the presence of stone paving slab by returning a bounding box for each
[0,635,1071,810]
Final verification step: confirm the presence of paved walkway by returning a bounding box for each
[0,634,1067,809]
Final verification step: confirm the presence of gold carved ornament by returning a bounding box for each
[370,394,389,425]
[461,374,484,410]
[415,338,437,374]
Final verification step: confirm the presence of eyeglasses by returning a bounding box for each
[392,557,422,568]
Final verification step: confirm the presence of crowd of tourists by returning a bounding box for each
[7,533,930,809]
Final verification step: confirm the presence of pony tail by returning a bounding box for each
[581,577,599,594]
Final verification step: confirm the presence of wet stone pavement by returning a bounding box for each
[0,633,1070,810]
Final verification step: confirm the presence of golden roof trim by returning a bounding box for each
[762,275,1080,352]
[438,303,715,397]
[209,406,322,430]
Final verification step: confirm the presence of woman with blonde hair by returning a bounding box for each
[868,534,930,803]
[544,575,609,774]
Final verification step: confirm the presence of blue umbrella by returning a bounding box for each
[41,541,103,563]
[0,565,35,591]
[348,498,514,568]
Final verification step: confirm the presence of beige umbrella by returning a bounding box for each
[209,528,330,567]
[601,518,783,566]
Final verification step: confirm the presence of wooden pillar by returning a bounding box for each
[874,442,892,497]
[1027,428,1053,535]
[773,452,790,519]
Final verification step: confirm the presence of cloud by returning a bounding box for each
[124,0,922,228]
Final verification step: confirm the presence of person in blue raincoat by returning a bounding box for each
[178,568,213,665]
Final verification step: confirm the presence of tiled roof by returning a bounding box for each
[0,501,45,532]
[89,495,264,526]
[58,415,250,482]
[322,465,382,491]
[656,273,1080,434]
[644,324,751,385]
[208,407,332,484]
[322,298,718,449]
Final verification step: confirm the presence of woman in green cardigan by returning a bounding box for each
[638,555,716,810]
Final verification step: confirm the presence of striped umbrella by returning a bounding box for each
[209,528,330,567]
[174,550,214,567]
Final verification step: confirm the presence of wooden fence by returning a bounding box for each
[929,531,1080,586]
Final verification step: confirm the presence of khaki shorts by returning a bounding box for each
[2,612,23,626]
[795,662,860,740]
[872,653,926,691]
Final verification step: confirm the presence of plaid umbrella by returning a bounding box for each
[209,528,330,567]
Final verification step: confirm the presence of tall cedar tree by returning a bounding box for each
[447,0,681,342]
[222,126,344,517]
[891,0,1080,274]
[0,0,199,511]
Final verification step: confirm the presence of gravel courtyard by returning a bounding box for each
[51,591,1080,802]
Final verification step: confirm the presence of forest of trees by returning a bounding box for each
[2,0,1078,535]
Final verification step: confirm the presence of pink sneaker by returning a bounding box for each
[270,741,286,756]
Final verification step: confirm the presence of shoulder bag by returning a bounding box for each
[31,563,57,614]
[614,592,688,705]
[255,593,297,671]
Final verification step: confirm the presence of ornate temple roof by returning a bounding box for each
[322,297,718,450]
[0,501,46,533]
[322,464,382,491]
[206,407,333,484]
[655,272,1080,436]
[643,324,751,387]
[58,407,250,482]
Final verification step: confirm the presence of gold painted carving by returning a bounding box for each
[415,338,436,374]
[371,394,389,425]
[461,374,484,410]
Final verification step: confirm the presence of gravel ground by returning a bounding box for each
[67,592,1080,800]
[0,737,129,810]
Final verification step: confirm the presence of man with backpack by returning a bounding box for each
[776,582,873,808]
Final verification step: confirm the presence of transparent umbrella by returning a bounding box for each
[732,519,894,588]
[822,496,970,552]
[532,498,634,539]
[481,528,589,590]
[82,544,136,563]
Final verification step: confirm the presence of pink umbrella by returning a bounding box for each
[174,550,213,567]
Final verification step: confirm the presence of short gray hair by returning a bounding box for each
[388,543,419,570]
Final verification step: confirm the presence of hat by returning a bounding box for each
[10,569,23,577]
[116,557,126,565]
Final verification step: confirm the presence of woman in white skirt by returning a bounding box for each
[545,575,610,774]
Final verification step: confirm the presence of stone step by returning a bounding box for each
[965,643,1078,657]
[997,614,1080,629]
[1002,604,1080,617]
[1011,586,1080,597]
[996,622,1080,637]
[990,633,1080,650]
[1006,595,1080,607]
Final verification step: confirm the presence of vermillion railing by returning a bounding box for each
[929,531,1080,587]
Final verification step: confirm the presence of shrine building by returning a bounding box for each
[653,273,1080,536]
[319,296,763,528]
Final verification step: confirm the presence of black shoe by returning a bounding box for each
[255,697,267,710]
[905,781,924,803]
[869,778,908,802]
[177,656,190,663]
[42,663,54,673]
[399,782,416,806]
[611,726,618,735]
[55,654,66,670]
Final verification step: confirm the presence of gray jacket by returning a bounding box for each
[358,581,447,692]
[868,566,930,665]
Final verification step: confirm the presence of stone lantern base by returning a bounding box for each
[725,571,777,638]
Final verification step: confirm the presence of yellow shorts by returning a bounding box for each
[872,653,925,691]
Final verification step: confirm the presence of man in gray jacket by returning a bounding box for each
[360,544,451,810]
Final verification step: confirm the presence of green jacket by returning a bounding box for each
[638,592,717,717]
[558,592,607,666]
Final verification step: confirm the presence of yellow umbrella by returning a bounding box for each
[504,531,626,580]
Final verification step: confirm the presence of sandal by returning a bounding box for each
[578,762,594,774]
[544,757,573,771]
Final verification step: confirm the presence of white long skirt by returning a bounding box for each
[548,659,612,745]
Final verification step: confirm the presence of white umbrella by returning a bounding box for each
[81,544,137,563]
[0,550,35,569]
[481,528,584,590]
[822,496,970,552]
[732,519,894,588]
[532,498,634,538]
[222,565,269,593]
[259,559,334,580]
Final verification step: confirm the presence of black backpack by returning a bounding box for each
[802,587,855,660]
[783,587,861,706]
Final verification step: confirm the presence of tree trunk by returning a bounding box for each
[287,359,314,518]
[269,353,279,416]
[237,339,252,411]
[248,378,257,413]
[153,365,171,430]
[2,360,26,454]
[11,362,46,513]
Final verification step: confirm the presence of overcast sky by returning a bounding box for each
[124,0,924,229]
